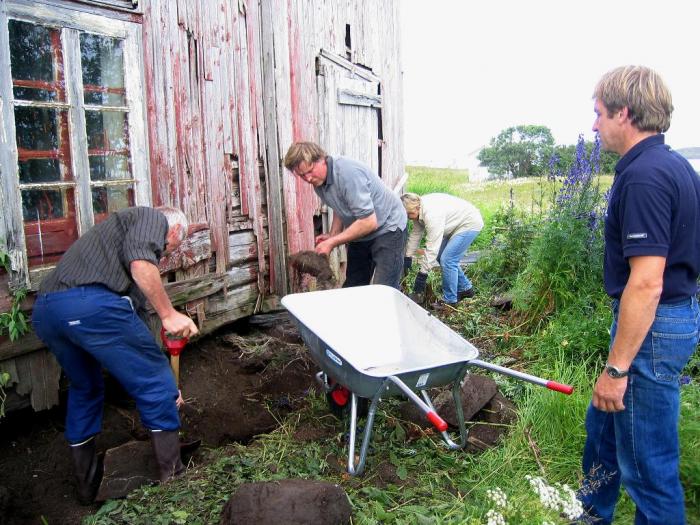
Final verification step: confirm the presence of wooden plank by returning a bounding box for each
[27,349,61,410]
[63,29,94,233]
[158,228,212,273]
[0,3,29,290]
[256,1,288,296]
[337,88,382,108]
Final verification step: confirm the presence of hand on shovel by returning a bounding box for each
[176,389,185,408]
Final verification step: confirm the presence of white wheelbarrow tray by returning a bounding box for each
[281,285,573,475]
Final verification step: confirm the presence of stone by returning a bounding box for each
[220,479,352,525]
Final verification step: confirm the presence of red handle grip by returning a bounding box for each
[160,327,188,356]
[426,411,448,432]
[546,381,574,395]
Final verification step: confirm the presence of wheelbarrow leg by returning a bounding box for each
[347,380,388,476]
[420,368,469,450]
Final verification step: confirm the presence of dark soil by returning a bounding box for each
[0,317,316,525]
[0,310,518,525]
[220,479,352,525]
[288,251,336,289]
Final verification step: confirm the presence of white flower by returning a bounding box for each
[485,509,507,525]
[486,487,508,508]
[525,475,584,520]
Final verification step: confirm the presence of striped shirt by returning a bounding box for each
[40,207,168,303]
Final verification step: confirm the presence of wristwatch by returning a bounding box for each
[605,363,629,379]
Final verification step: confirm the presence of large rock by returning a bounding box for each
[466,392,518,453]
[220,479,351,525]
[398,374,498,429]
[433,374,499,425]
[95,440,159,501]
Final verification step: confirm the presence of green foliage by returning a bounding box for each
[405,166,471,195]
[478,125,555,179]
[0,243,27,419]
[472,205,539,293]
[552,142,619,176]
[510,137,607,327]
[0,247,29,342]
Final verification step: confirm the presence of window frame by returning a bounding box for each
[0,1,150,289]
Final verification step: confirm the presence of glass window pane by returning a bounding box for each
[80,33,126,106]
[9,19,65,102]
[92,185,134,220]
[21,188,65,221]
[15,106,72,182]
[22,188,79,267]
[18,158,61,184]
[86,110,131,180]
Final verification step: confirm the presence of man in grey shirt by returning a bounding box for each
[284,142,407,288]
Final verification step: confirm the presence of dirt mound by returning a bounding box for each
[0,322,316,525]
[289,251,336,289]
[219,479,351,525]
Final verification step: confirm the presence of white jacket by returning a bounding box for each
[405,193,484,272]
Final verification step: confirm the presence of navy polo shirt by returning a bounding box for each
[604,134,700,302]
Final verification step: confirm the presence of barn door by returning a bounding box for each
[316,49,382,174]
[316,49,382,281]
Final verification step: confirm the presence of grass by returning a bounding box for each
[85,166,698,525]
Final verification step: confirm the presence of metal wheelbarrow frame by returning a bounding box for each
[282,285,573,476]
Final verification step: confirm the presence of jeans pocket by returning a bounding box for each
[651,328,697,381]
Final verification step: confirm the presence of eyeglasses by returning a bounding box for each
[295,162,316,179]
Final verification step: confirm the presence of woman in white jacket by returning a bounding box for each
[401,193,483,309]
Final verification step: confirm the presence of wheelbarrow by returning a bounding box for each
[281,285,573,476]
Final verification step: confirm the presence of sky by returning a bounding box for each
[400,0,700,168]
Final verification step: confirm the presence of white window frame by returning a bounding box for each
[0,0,150,289]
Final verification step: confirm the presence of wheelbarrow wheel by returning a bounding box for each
[326,383,368,419]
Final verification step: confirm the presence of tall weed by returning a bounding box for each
[511,135,607,326]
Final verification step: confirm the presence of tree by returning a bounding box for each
[551,141,619,176]
[478,125,555,179]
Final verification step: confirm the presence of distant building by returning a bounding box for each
[465,147,494,182]
[676,147,700,174]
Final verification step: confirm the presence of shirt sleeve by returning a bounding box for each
[122,208,168,266]
[405,220,424,257]
[340,165,375,219]
[420,208,446,271]
[619,181,672,259]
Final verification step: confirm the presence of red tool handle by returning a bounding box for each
[426,411,448,432]
[160,327,189,356]
[546,381,574,395]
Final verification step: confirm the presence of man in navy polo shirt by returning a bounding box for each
[579,66,700,524]
[283,142,407,288]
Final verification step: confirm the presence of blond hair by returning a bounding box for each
[593,65,673,133]
[283,142,327,170]
[400,193,421,215]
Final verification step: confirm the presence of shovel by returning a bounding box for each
[160,327,188,386]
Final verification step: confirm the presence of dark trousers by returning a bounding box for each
[344,227,407,289]
[32,285,180,444]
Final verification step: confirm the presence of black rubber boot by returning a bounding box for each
[151,430,185,482]
[70,436,103,505]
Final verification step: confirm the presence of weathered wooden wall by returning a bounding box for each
[0,0,404,411]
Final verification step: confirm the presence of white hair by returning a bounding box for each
[156,206,188,241]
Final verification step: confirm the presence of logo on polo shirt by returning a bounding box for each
[626,232,648,240]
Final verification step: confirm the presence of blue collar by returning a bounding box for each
[324,156,335,187]
[615,134,665,175]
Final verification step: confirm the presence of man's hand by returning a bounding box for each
[162,310,198,338]
[315,238,335,256]
[176,389,185,408]
[592,371,627,412]
[315,233,331,246]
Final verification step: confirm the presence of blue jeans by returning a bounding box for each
[32,285,180,444]
[438,230,480,303]
[580,297,698,525]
